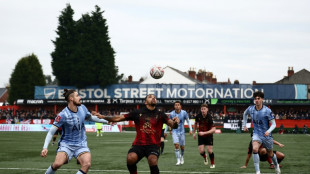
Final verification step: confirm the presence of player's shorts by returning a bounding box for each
[252,133,273,150]
[172,132,185,146]
[198,135,213,146]
[161,129,165,138]
[128,145,160,161]
[57,145,90,162]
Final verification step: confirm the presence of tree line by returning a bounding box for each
[8,4,122,104]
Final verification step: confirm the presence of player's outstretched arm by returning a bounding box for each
[41,125,58,158]
[89,115,108,123]
[273,140,284,147]
[92,111,126,122]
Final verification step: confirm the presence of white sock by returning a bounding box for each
[175,149,180,160]
[253,153,260,172]
[271,153,279,167]
[45,165,56,174]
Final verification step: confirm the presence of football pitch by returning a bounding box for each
[0,132,309,174]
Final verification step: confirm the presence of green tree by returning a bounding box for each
[51,4,77,86]
[51,4,123,88]
[8,54,46,104]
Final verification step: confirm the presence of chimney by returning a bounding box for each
[287,66,294,77]
[188,68,196,79]
[128,75,133,83]
[253,81,257,85]
[205,72,212,83]
[197,73,203,82]
[212,77,217,84]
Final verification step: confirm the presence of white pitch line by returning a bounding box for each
[0,168,275,174]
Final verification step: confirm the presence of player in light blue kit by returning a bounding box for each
[41,89,107,174]
[243,91,280,174]
[166,101,193,165]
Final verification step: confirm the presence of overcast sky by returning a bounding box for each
[1,0,309,87]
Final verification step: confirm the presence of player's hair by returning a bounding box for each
[63,89,76,102]
[253,91,264,99]
[174,101,182,106]
[200,103,208,108]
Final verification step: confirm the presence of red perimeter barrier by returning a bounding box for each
[275,119,310,128]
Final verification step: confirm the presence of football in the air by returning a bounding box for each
[150,65,164,79]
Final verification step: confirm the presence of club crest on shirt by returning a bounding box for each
[55,115,61,122]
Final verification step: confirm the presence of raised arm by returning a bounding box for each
[88,115,108,123]
[92,111,126,122]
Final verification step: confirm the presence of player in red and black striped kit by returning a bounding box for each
[193,104,216,168]
[93,94,179,174]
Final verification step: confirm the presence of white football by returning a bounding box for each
[150,65,164,79]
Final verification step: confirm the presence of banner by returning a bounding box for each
[34,84,307,100]
[0,124,121,132]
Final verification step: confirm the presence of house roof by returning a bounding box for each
[141,66,202,84]
[0,88,7,98]
[275,69,310,84]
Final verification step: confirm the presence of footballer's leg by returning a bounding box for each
[146,145,160,174]
[46,152,68,174]
[127,149,140,174]
[180,133,185,164]
[206,137,215,168]
[207,145,215,168]
[77,152,91,174]
[252,140,261,174]
[198,145,208,165]
[148,154,159,174]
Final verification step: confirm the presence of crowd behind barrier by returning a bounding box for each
[1,105,310,124]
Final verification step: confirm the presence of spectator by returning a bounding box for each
[278,124,284,134]
[303,124,308,134]
[293,124,299,134]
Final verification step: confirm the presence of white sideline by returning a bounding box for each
[0,168,275,174]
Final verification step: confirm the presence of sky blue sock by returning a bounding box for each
[271,153,279,167]
[45,165,56,174]
[253,153,260,172]
[175,149,180,160]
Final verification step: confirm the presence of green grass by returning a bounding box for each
[0,132,310,173]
